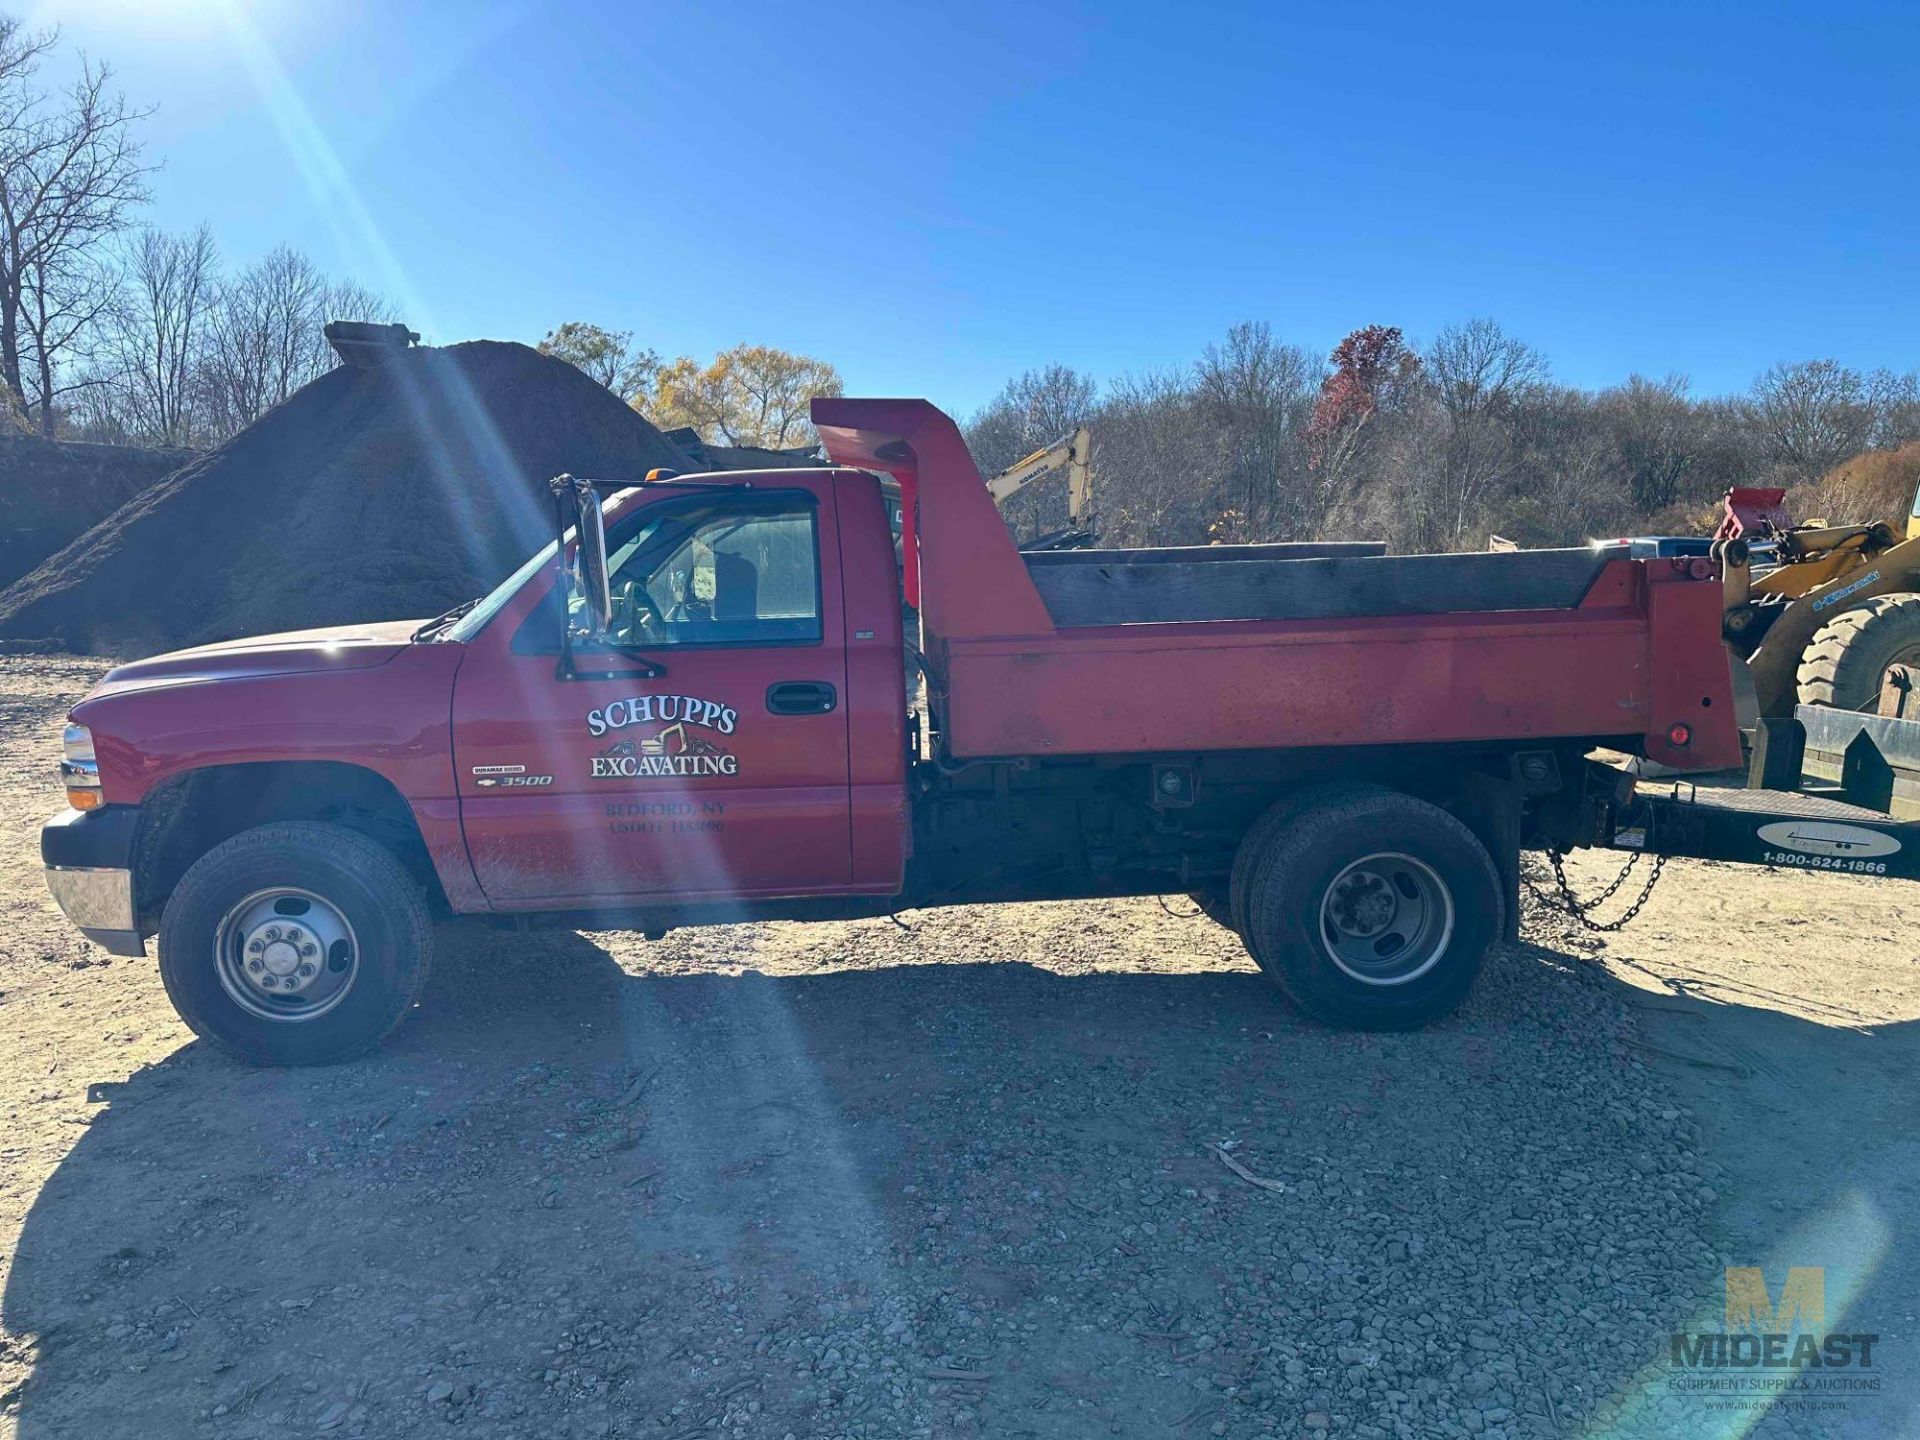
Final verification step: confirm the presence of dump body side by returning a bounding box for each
[811,398,1742,773]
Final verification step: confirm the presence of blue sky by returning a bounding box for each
[28,0,1919,413]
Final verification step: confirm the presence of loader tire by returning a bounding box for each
[1797,593,1920,711]
[159,821,433,1066]
[1244,786,1500,1030]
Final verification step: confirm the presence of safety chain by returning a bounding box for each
[1526,849,1667,933]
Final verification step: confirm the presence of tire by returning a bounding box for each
[1797,593,1920,711]
[1243,787,1500,1030]
[159,821,433,1065]
[1229,783,1385,968]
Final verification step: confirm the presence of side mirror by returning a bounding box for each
[550,474,612,638]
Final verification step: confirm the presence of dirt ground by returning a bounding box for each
[2,655,1916,1440]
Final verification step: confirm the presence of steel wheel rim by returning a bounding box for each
[213,886,360,1023]
[1878,644,1920,711]
[1318,852,1454,986]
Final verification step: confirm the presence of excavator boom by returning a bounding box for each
[984,427,1094,533]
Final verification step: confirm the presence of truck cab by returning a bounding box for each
[445,468,909,908]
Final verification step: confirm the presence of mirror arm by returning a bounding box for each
[545,472,668,682]
[550,484,575,680]
[549,481,582,682]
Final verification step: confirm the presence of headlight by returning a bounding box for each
[61,723,100,810]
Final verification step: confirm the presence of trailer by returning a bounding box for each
[1604,705,1920,877]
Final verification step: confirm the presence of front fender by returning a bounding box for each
[68,643,482,912]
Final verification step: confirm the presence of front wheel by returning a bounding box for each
[159,822,433,1065]
[1797,593,1920,711]
[1244,787,1500,1029]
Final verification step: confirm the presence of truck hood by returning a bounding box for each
[84,620,427,698]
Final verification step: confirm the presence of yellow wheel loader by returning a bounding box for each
[1712,484,1920,717]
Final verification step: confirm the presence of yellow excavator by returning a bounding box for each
[985,427,1095,548]
[1709,483,1920,716]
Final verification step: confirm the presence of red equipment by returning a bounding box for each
[42,398,1760,1063]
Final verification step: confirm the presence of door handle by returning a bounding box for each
[766,681,837,715]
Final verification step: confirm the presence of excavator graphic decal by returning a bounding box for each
[591,722,739,779]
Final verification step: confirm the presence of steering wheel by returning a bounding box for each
[612,581,664,645]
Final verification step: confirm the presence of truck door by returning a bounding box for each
[450,482,852,905]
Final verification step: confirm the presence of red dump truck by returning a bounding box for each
[46,397,1867,1065]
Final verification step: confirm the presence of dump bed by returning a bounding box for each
[1023,543,1619,626]
[813,399,1742,773]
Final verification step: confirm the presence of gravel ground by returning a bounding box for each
[1,656,1914,1439]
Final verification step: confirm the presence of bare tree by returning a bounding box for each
[1870,369,1920,450]
[1425,318,1547,420]
[1599,373,1699,513]
[963,364,1098,538]
[965,364,1098,469]
[0,20,151,433]
[207,245,327,430]
[1094,368,1218,545]
[1406,320,1549,549]
[1192,321,1322,537]
[1744,359,1881,483]
[537,321,659,402]
[197,245,363,435]
[106,224,217,445]
[18,240,115,428]
[1194,321,1318,423]
[74,241,388,444]
[1501,387,1637,545]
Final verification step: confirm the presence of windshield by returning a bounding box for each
[441,488,659,644]
[443,540,557,643]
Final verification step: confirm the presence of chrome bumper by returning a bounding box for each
[44,864,145,957]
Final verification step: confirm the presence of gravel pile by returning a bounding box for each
[0,341,692,655]
[0,434,193,590]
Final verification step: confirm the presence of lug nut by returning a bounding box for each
[248,938,264,954]
[300,943,317,958]
[286,927,302,941]
[259,975,276,989]
[264,926,282,942]
[297,963,316,979]
[247,958,264,973]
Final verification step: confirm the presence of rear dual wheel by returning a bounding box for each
[1230,785,1501,1029]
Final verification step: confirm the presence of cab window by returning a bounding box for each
[520,491,822,653]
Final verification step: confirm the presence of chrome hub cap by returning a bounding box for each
[215,887,359,1022]
[1319,852,1454,986]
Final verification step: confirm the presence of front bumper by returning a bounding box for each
[42,806,146,957]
